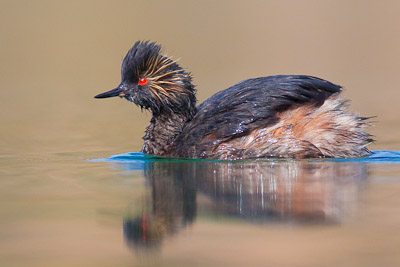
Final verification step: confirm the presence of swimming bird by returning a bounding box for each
[95,41,372,160]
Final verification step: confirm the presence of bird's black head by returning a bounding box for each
[95,41,196,116]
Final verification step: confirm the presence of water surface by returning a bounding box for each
[2,150,400,266]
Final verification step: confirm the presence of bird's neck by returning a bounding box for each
[142,110,195,156]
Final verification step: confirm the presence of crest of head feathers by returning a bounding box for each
[121,41,196,115]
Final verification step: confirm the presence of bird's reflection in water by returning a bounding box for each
[122,159,367,248]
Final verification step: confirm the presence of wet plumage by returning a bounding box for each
[95,41,372,160]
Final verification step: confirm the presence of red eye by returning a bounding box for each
[138,78,147,86]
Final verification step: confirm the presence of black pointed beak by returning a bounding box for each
[94,86,125,99]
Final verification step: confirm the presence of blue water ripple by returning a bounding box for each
[89,151,400,171]
[329,150,400,163]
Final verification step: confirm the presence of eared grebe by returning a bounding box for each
[95,41,372,160]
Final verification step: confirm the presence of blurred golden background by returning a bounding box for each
[1,0,399,155]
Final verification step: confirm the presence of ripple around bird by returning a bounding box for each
[90,150,400,167]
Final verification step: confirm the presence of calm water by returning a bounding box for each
[1,150,400,266]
